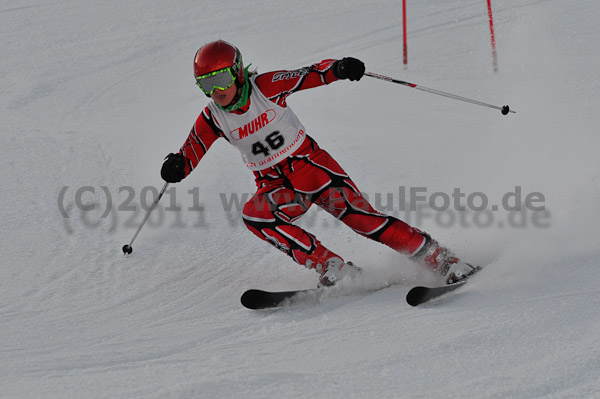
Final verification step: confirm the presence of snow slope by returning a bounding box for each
[1,0,599,398]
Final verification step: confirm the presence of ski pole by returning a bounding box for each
[122,181,169,255]
[365,71,515,115]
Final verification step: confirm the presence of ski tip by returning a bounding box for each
[240,288,316,310]
[406,286,427,307]
[406,279,469,307]
[240,289,267,310]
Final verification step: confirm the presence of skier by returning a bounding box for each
[161,40,478,287]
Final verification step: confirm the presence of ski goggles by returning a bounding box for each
[195,67,236,96]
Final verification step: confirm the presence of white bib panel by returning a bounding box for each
[208,76,307,171]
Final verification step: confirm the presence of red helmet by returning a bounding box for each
[194,40,244,86]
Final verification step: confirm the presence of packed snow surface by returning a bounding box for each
[1,0,599,398]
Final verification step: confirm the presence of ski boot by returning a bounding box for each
[318,257,362,287]
[411,234,480,284]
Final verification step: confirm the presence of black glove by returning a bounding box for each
[332,57,365,81]
[161,153,186,183]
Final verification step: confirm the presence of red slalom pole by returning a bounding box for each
[403,0,408,70]
[487,0,499,73]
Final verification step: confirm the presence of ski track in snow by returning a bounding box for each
[1,0,600,398]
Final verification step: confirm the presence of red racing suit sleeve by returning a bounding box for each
[254,59,339,107]
[178,106,223,176]
[177,59,340,177]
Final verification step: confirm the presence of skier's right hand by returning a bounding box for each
[161,153,186,183]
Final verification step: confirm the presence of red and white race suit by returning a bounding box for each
[177,59,426,271]
[207,75,307,170]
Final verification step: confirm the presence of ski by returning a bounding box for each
[241,282,388,310]
[240,288,323,310]
[241,279,398,310]
[406,266,482,306]
[405,280,468,306]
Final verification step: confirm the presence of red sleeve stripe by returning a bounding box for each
[202,108,224,137]
[289,74,308,94]
[185,156,195,172]
[318,72,327,84]
[190,126,208,154]
[183,139,200,171]
[267,92,290,107]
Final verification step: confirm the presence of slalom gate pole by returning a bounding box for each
[487,0,499,73]
[122,181,170,255]
[402,0,408,70]
[364,72,515,115]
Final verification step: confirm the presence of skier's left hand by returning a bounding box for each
[332,57,365,81]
